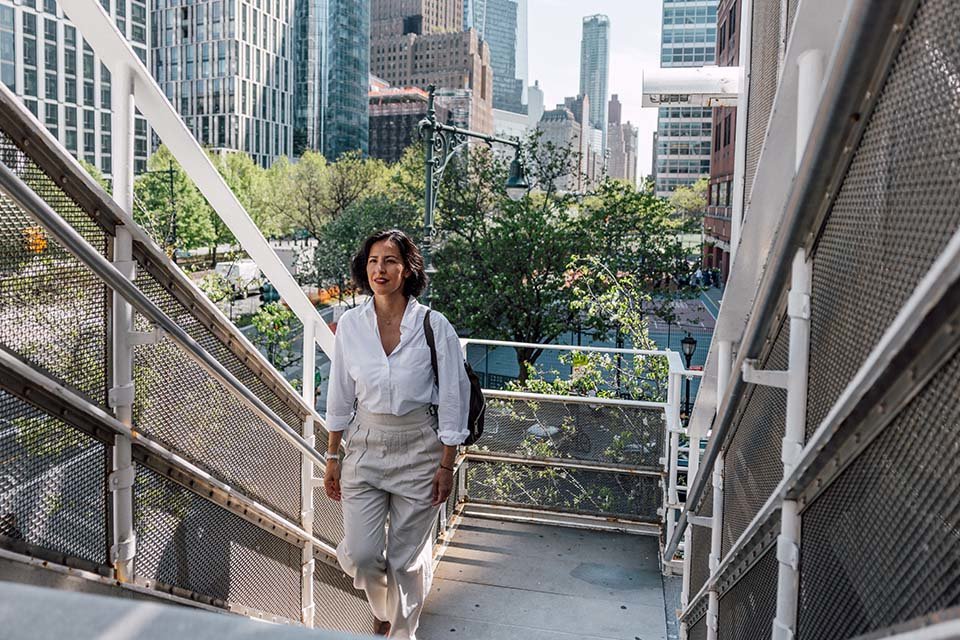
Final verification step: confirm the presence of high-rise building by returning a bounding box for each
[0,0,150,176]
[465,0,527,114]
[607,95,638,184]
[526,79,544,124]
[370,0,493,133]
[152,0,294,166]
[704,0,739,281]
[537,106,581,193]
[372,0,461,38]
[654,0,717,197]
[292,0,369,160]
[579,14,609,151]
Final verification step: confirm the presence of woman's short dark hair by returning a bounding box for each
[351,229,427,297]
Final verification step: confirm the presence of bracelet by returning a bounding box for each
[324,451,340,463]
[439,463,454,472]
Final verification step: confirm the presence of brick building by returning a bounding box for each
[704,0,739,281]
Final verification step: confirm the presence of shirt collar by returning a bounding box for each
[360,296,421,331]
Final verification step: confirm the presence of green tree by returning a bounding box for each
[251,302,298,370]
[296,194,422,304]
[134,145,215,253]
[669,175,709,221]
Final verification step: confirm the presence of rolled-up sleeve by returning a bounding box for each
[324,318,355,432]
[435,317,471,446]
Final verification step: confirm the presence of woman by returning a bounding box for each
[323,229,470,639]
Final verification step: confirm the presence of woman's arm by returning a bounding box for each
[325,318,356,433]
[324,430,343,501]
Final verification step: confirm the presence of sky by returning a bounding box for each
[527,0,663,178]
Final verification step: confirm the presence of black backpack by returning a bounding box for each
[423,310,485,446]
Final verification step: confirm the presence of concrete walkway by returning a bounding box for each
[420,516,667,640]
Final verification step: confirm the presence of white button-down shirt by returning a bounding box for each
[325,297,471,445]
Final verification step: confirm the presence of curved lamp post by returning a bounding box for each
[418,84,528,303]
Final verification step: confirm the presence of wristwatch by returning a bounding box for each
[324,451,341,463]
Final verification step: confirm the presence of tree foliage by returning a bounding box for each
[251,302,298,370]
[133,145,215,252]
[669,175,709,220]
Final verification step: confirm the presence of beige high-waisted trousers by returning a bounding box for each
[336,405,443,640]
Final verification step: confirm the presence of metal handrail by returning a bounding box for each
[483,388,667,410]
[663,0,919,561]
[462,338,675,358]
[0,160,327,469]
[0,347,340,561]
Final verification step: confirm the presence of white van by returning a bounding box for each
[214,259,263,296]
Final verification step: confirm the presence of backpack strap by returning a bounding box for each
[423,310,439,389]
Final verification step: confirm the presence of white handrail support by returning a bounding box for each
[56,0,336,358]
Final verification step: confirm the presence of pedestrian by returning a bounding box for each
[323,229,471,639]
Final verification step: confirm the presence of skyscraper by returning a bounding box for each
[607,95,638,184]
[654,0,718,197]
[370,0,493,133]
[1,0,149,176]
[579,14,609,151]
[292,0,369,160]
[152,0,294,166]
[465,0,527,114]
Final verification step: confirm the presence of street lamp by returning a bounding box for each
[680,332,698,422]
[418,84,528,302]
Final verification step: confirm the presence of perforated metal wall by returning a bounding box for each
[743,0,783,207]
[134,465,301,620]
[688,615,707,640]
[721,317,788,555]
[478,397,665,468]
[805,0,960,439]
[798,350,960,639]
[0,133,109,409]
[688,478,713,601]
[0,390,108,567]
[313,560,372,634]
[717,546,778,640]
[466,459,661,521]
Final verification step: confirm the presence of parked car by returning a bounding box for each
[214,259,263,297]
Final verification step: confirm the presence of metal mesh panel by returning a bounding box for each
[313,560,371,634]
[466,459,660,520]
[689,477,714,600]
[743,0,783,206]
[722,316,788,555]
[134,465,301,620]
[313,484,345,548]
[476,398,665,468]
[688,615,707,640]
[0,389,108,566]
[806,0,960,439]
[798,349,960,640]
[131,274,302,523]
[0,134,109,408]
[717,546,778,640]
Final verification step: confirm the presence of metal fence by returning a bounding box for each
[672,0,960,638]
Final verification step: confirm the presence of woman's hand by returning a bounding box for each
[324,460,342,501]
[432,466,454,506]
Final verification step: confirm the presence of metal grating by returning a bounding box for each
[806,0,960,439]
[0,134,109,408]
[465,459,661,521]
[717,546,778,640]
[313,484,345,549]
[313,560,372,634]
[743,0,783,208]
[477,397,665,468]
[688,615,707,640]
[798,349,960,640]
[134,465,301,620]
[722,316,788,555]
[688,476,714,601]
[131,273,302,523]
[0,389,108,566]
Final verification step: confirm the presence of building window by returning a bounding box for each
[729,2,737,36]
[724,113,732,146]
[45,73,58,100]
[714,122,721,152]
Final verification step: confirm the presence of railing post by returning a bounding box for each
[770,48,820,640]
[301,319,318,627]
[706,340,731,640]
[107,64,137,583]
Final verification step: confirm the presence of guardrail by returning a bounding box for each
[672,1,960,639]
